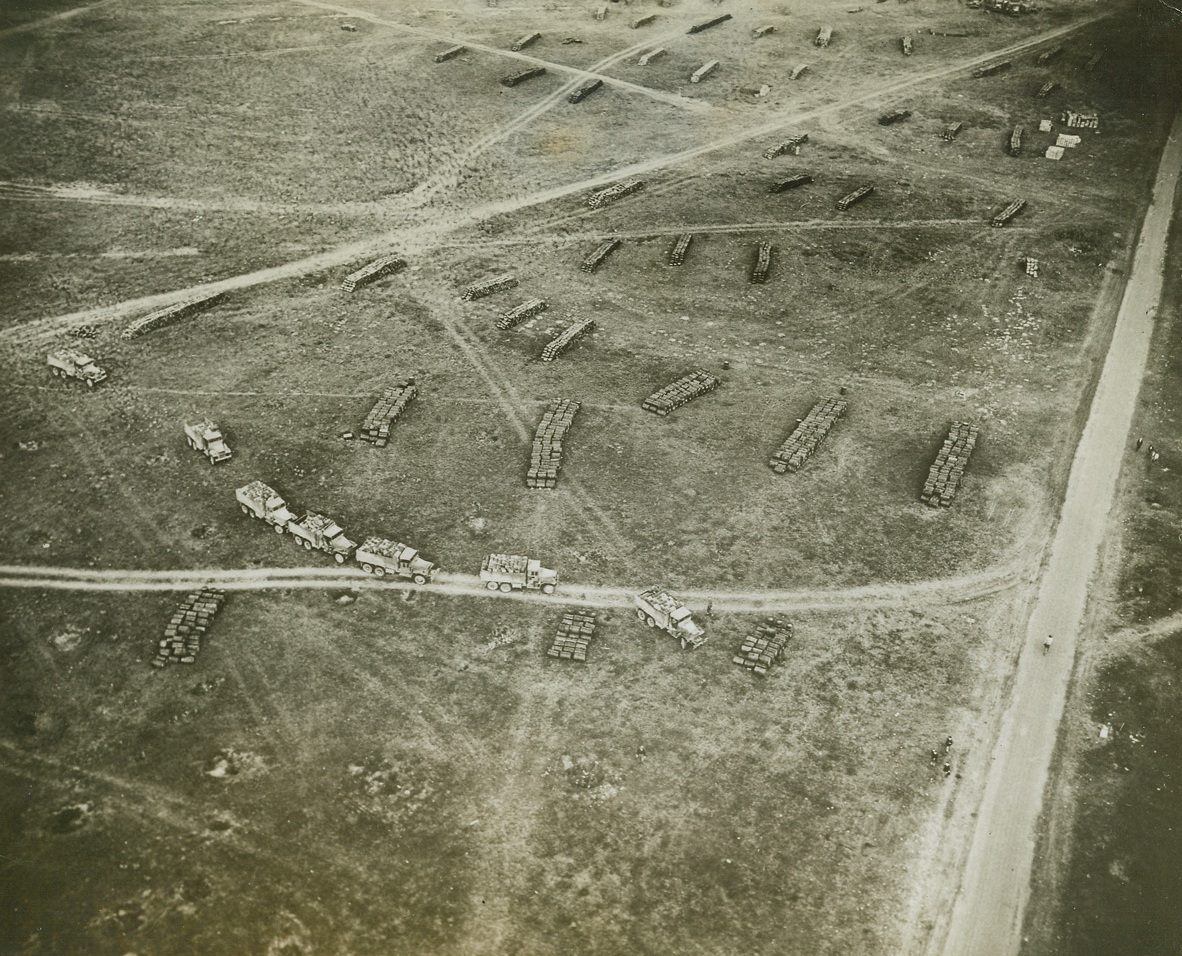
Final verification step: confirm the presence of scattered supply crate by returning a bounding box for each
[152,588,226,667]
[753,25,776,38]
[991,197,1026,227]
[434,44,466,62]
[815,25,833,47]
[341,254,406,292]
[837,184,874,210]
[526,399,581,488]
[359,379,418,446]
[511,31,542,51]
[921,422,979,507]
[569,78,603,103]
[901,35,914,55]
[68,324,99,339]
[770,174,814,193]
[638,47,666,65]
[769,397,847,473]
[691,60,720,83]
[732,617,793,674]
[1055,133,1082,147]
[971,60,1011,77]
[587,179,645,209]
[688,13,732,33]
[941,121,964,141]
[764,133,809,158]
[790,64,810,80]
[1022,256,1039,277]
[1044,145,1065,160]
[462,273,518,300]
[497,298,548,330]
[122,291,226,339]
[502,67,547,87]
[1007,124,1025,156]
[642,369,721,416]
[581,237,622,273]
[541,319,595,362]
[878,108,912,125]
[1061,110,1099,129]
[667,233,694,266]
[750,241,774,283]
[1036,81,1060,99]
[596,5,607,20]
[548,610,597,662]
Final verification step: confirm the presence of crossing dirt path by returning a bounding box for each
[917,104,1182,956]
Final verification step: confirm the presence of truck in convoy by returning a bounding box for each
[480,553,558,593]
[235,481,295,531]
[184,420,232,463]
[47,349,107,387]
[287,512,357,563]
[355,537,436,583]
[634,586,707,649]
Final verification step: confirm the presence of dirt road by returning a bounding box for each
[927,106,1182,956]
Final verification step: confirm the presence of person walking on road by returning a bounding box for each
[1044,634,1054,654]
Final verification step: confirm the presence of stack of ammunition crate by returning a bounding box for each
[764,134,809,158]
[732,618,793,675]
[587,180,645,208]
[769,398,848,473]
[434,44,465,62]
[569,78,603,103]
[668,233,694,266]
[878,108,912,125]
[581,238,622,273]
[463,273,518,300]
[638,48,666,65]
[921,422,979,506]
[901,36,914,56]
[790,64,810,80]
[69,324,99,339]
[1061,111,1098,129]
[502,67,546,87]
[642,369,721,416]
[750,242,774,283]
[753,25,775,37]
[942,122,964,141]
[688,13,732,33]
[341,254,406,293]
[541,320,596,362]
[360,379,418,446]
[152,588,226,667]
[547,610,597,661]
[1085,52,1103,71]
[122,291,226,339]
[526,399,581,489]
[497,298,548,330]
[511,31,541,51]
[770,174,813,193]
[1023,257,1039,277]
[815,25,833,46]
[633,14,657,28]
[1036,81,1059,99]
[691,60,719,83]
[1036,46,1063,65]
[972,61,1011,77]
[837,184,874,210]
[1007,124,1026,156]
[991,198,1026,227]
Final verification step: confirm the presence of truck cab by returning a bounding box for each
[185,420,232,463]
[289,513,357,563]
[236,481,295,531]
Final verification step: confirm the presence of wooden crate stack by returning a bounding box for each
[68,324,99,339]
[122,291,226,339]
[360,379,418,446]
[764,133,809,159]
[642,369,721,416]
[691,60,719,83]
[463,273,518,300]
[750,242,774,283]
[1036,81,1060,99]
[921,422,979,507]
[753,25,776,38]
[790,64,810,80]
[498,298,548,330]
[526,399,581,489]
[569,78,603,103]
[547,610,597,662]
[972,60,1011,78]
[502,67,547,87]
[541,319,596,362]
[511,31,541,51]
[341,254,406,293]
[633,14,657,28]
[587,179,645,209]
[153,588,226,667]
[668,233,694,266]
[942,121,964,142]
[992,198,1026,227]
[732,617,793,674]
[815,25,833,47]
[1061,111,1099,129]
[769,397,848,473]
[1036,45,1063,65]
[770,174,813,193]
[1023,256,1039,277]
[878,108,912,126]
[581,237,622,273]
[1007,124,1025,156]
[638,48,666,65]
[837,184,874,210]
[434,44,466,62]
[688,13,732,33]
[901,36,914,56]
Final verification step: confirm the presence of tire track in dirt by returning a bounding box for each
[0,0,118,39]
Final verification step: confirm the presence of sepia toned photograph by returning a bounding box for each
[1,0,1180,953]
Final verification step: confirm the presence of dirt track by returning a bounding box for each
[918,104,1182,956]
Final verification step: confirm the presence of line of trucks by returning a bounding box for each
[235,482,707,647]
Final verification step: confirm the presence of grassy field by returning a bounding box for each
[1,0,1179,953]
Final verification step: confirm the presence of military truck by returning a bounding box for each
[184,420,232,464]
[235,481,296,532]
[355,537,436,583]
[634,587,707,649]
[47,349,107,387]
[480,553,558,593]
[287,513,357,563]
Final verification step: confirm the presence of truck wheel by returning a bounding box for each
[542,583,555,594]
[486,581,499,591]
[361,563,374,574]
[303,540,312,551]
[374,566,386,578]
[646,616,657,628]
[412,573,426,584]
[86,379,94,388]
[636,609,646,622]
[240,505,250,516]
[334,553,345,564]
[274,523,285,534]
[680,638,688,650]
[499,582,513,593]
